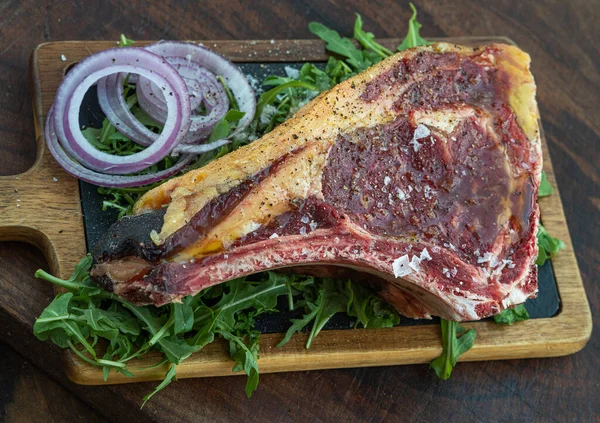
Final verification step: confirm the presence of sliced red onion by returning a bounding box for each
[137,59,207,113]
[97,72,155,147]
[98,43,252,153]
[135,80,171,127]
[46,42,257,188]
[46,107,196,187]
[138,66,227,127]
[137,57,230,145]
[50,47,191,175]
[144,41,256,139]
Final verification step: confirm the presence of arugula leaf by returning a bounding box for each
[494,304,530,325]
[302,281,350,348]
[397,3,430,51]
[343,281,400,329]
[223,109,246,122]
[195,274,287,328]
[255,81,317,121]
[208,118,230,143]
[142,364,176,407]
[34,254,92,291]
[33,293,78,347]
[217,75,239,110]
[276,303,319,348]
[539,171,554,197]
[430,319,476,379]
[309,22,367,70]
[172,299,194,335]
[131,105,162,130]
[277,278,401,349]
[220,329,260,398]
[75,307,140,340]
[353,14,393,59]
[118,34,136,47]
[536,223,566,266]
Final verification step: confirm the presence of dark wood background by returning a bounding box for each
[0,0,598,421]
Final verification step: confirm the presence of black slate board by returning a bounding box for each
[78,62,560,333]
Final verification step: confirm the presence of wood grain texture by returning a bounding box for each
[0,341,107,423]
[0,1,598,422]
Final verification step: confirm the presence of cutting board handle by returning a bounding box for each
[0,143,56,266]
[0,50,87,278]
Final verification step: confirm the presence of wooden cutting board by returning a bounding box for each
[0,36,591,385]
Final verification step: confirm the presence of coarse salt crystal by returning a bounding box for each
[414,124,430,139]
[443,242,457,252]
[409,255,421,272]
[392,255,411,277]
[284,66,300,79]
[409,125,430,152]
[269,233,279,239]
[424,185,433,199]
[60,54,67,61]
[478,252,500,267]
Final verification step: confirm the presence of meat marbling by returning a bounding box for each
[90,43,542,321]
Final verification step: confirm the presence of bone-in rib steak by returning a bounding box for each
[91,43,542,321]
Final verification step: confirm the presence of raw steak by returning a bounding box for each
[91,43,542,321]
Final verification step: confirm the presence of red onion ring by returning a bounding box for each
[50,48,191,175]
[144,41,256,140]
[137,58,207,113]
[97,72,155,147]
[46,107,196,187]
[138,64,228,140]
[99,70,231,155]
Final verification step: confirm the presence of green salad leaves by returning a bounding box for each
[396,3,430,51]
[493,304,530,325]
[34,257,399,403]
[539,171,554,197]
[430,320,476,379]
[537,223,566,266]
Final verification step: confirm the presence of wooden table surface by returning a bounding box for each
[0,0,598,422]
